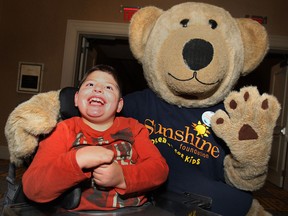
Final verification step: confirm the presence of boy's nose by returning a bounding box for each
[93,85,103,93]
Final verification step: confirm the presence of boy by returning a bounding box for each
[22,64,169,211]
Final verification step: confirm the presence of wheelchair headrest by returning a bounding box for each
[59,87,80,120]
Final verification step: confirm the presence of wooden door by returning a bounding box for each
[267,61,288,188]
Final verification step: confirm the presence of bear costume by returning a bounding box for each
[122,3,280,215]
[5,2,280,216]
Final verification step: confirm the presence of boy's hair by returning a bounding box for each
[78,64,123,97]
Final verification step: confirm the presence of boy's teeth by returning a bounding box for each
[90,98,104,104]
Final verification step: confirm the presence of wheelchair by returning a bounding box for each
[1,87,219,216]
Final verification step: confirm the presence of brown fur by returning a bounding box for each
[5,90,60,166]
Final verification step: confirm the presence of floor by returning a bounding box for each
[253,181,288,215]
[1,159,288,215]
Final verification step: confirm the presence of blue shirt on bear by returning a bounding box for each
[122,88,252,216]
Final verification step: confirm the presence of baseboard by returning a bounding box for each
[0,146,10,160]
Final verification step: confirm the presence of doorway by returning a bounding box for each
[235,52,288,94]
[74,34,147,96]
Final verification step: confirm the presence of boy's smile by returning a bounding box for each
[88,96,105,105]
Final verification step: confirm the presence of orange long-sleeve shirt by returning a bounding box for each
[22,116,168,211]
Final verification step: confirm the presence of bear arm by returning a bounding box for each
[223,154,268,191]
[4,90,61,166]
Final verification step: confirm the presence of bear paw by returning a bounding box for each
[211,86,280,164]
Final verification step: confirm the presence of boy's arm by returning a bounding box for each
[118,122,169,194]
[22,123,87,203]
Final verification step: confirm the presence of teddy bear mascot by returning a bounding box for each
[4,2,280,216]
[121,2,280,216]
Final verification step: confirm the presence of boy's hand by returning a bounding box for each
[76,146,114,169]
[92,162,126,189]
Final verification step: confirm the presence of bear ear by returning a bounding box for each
[237,18,269,76]
[129,6,163,62]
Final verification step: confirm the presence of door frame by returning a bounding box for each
[61,20,128,88]
[61,19,288,88]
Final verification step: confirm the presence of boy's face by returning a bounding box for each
[74,70,123,127]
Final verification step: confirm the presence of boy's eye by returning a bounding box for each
[106,85,113,90]
[86,83,94,87]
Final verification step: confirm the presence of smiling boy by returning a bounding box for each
[22,64,169,211]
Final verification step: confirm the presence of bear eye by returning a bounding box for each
[209,19,218,29]
[180,19,189,27]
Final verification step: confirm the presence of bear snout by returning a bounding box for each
[182,39,214,71]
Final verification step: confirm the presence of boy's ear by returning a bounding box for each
[74,92,79,107]
[117,98,124,113]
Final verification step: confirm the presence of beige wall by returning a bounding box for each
[0,0,288,158]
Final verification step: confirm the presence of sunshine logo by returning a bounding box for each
[192,121,210,137]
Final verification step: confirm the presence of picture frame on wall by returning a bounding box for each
[17,62,44,93]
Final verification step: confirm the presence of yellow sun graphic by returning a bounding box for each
[192,121,210,137]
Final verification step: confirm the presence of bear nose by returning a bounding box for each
[182,39,214,71]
